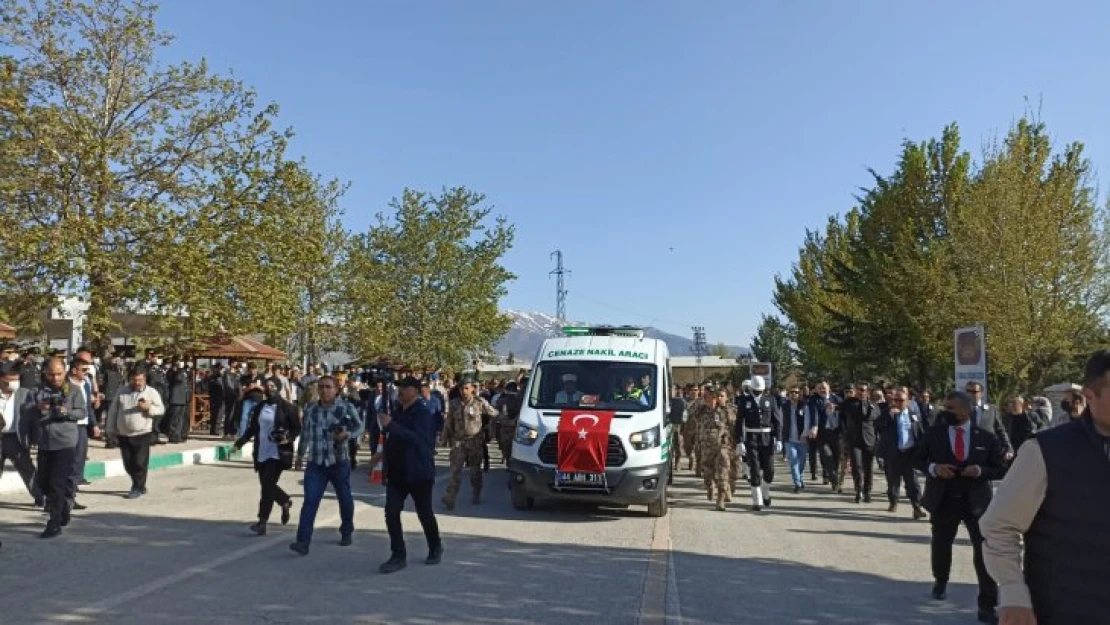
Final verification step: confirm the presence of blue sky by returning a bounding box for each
[156,0,1109,345]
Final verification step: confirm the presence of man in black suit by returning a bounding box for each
[841,382,880,503]
[965,381,1014,461]
[876,387,927,519]
[916,390,1007,624]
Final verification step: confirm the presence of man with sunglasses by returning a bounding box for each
[876,388,927,518]
[842,382,880,504]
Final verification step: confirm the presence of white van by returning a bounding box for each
[508,326,684,517]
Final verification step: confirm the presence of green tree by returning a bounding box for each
[709,342,731,358]
[0,0,290,347]
[750,314,795,385]
[342,187,515,368]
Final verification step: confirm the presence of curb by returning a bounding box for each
[0,441,254,495]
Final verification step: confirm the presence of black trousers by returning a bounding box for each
[884,449,920,505]
[930,495,997,610]
[222,396,239,435]
[745,443,775,486]
[165,405,188,442]
[348,440,360,469]
[1,434,41,499]
[71,427,88,490]
[384,478,441,559]
[209,399,225,436]
[257,459,290,522]
[118,433,152,491]
[818,430,841,482]
[849,446,874,494]
[38,447,76,528]
[808,441,820,479]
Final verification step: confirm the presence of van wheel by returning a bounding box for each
[647,487,668,518]
[510,487,534,511]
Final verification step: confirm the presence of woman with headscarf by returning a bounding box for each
[233,377,301,535]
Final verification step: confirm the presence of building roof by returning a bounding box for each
[669,356,737,368]
[189,335,287,361]
[0,322,15,340]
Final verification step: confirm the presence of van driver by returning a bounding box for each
[555,374,584,404]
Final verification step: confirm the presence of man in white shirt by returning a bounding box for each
[67,355,100,510]
[0,362,42,505]
[554,374,584,404]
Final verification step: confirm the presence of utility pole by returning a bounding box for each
[691,326,707,384]
[550,250,569,323]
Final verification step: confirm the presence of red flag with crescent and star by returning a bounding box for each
[556,410,614,474]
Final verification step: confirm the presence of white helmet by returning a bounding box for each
[750,375,767,392]
[741,379,752,390]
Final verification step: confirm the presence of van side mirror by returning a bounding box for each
[668,398,687,425]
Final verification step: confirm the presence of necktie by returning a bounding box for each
[954,426,966,462]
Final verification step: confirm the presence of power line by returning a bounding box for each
[691,326,708,383]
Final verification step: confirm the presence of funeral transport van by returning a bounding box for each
[508,326,684,517]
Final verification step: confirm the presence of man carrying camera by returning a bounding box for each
[289,375,360,556]
[24,357,86,538]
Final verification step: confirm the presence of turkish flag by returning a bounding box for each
[556,410,614,474]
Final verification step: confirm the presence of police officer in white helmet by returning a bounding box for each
[735,375,782,511]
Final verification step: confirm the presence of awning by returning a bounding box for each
[0,322,16,340]
[188,335,287,361]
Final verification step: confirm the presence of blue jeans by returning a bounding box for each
[296,461,354,545]
[786,441,808,488]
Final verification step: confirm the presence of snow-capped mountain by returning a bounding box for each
[494,310,751,361]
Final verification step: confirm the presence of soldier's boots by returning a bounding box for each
[715,490,726,511]
[706,484,714,502]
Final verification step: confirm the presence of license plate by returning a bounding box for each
[557,471,605,485]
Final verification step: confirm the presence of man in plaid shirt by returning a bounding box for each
[290,375,361,556]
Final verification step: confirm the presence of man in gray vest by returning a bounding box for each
[981,350,1110,625]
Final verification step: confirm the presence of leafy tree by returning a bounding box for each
[750,314,794,385]
[709,342,731,358]
[0,0,290,347]
[342,187,515,369]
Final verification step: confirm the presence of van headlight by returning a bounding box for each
[514,423,539,446]
[629,425,661,450]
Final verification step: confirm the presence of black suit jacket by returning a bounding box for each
[842,398,879,450]
[914,422,1006,517]
[875,406,925,461]
[973,403,1014,456]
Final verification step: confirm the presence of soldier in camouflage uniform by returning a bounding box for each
[492,380,525,464]
[679,385,701,472]
[690,387,736,510]
[441,379,498,510]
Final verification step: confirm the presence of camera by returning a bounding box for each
[269,427,289,445]
[37,387,67,423]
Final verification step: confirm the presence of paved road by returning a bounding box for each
[0,452,988,624]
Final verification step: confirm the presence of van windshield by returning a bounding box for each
[529,361,658,413]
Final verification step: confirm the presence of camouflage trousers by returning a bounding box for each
[682,423,698,469]
[702,444,734,494]
[443,436,485,508]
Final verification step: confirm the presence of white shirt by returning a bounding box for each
[0,390,15,434]
[257,404,280,462]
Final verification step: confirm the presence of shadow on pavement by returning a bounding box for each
[0,507,976,625]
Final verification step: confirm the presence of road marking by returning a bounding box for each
[638,509,680,625]
[61,496,382,622]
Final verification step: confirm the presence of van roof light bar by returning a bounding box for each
[562,325,645,339]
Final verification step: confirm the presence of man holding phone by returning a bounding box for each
[105,366,166,499]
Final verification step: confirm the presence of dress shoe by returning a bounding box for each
[863,492,872,503]
[125,489,141,500]
[340,534,353,547]
[379,557,407,574]
[280,501,293,525]
[793,486,802,494]
[931,583,947,601]
[888,502,898,513]
[79,479,91,486]
[40,525,62,539]
[977,608,998,624]
[764,496,773,508]
[289,541,310,556]
[72,501,87,511]
[854,492,862,504]
[913,505,927,520]
[33,496,45,508]
[249,522,267,536]
[426,545,444,565]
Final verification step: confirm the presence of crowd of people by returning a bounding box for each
[671,357,1107,625]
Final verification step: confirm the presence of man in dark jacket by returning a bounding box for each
[965,381,1014,461]
[377,376,442,575]
[841,382,880,503]
[876,388,927,518]
[26,357,86,538]
[164,361,192,443]
[0,361,42,505]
